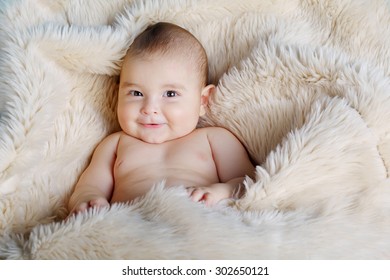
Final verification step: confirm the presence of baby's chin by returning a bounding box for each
[135,132,193,144]
[126,133,175,144]
[122,126,196,144]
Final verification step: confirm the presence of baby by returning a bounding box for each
[68,22,254,215]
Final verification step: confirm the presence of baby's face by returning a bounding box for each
[118,53,212,144]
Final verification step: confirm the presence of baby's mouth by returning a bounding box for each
[141,123,164,128]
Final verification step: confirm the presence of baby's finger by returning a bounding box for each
[203,193,218,207]
[74,202,89,214]
[185,186,195,195]
[66,202,88,220]
[190,188,208,202]
[89,198,109,208]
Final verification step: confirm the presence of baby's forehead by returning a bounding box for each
[124,51,201,72]
[120,53,204,87]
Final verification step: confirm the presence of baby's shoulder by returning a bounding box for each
[116,131,143,146]
[199,126,234,137]
[196,126,238,144]
[99,131,137,150]
[96,131,122,147]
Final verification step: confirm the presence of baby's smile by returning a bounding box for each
[142,123,164,128]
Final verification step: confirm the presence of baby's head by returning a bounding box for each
[118,22,215,144]
[124,22,209,86]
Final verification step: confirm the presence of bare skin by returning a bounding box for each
[68,127,254,214]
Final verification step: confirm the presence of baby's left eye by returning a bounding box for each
[164,90,177,97]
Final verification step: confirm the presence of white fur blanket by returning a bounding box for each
[1,0,390,259]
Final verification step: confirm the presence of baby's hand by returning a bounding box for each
[68,197,109,218]
[187,183,233,206]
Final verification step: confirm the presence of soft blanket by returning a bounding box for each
[1,0,390,259]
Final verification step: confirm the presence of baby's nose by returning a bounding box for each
[141,99,159,115]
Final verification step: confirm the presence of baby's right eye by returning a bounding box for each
[129,90,143,97]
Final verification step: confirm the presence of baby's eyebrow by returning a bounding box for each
[120,82,138,89]
[161,83,186,91]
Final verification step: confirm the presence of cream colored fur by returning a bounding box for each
[1,0,390,259]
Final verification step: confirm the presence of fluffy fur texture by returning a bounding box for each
[1,0,390,259]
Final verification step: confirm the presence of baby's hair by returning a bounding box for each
[126,22,209,86]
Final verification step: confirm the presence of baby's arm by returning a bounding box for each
[189,127,255,206]
[67,132,120,216]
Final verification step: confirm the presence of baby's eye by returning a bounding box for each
[164,90,178,98]
[129,90,143,97]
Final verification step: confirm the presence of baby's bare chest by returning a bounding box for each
[114,133,216,175]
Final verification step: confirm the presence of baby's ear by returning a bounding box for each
[200,84,215,116]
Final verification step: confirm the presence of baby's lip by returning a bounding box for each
[140,122,165,128]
